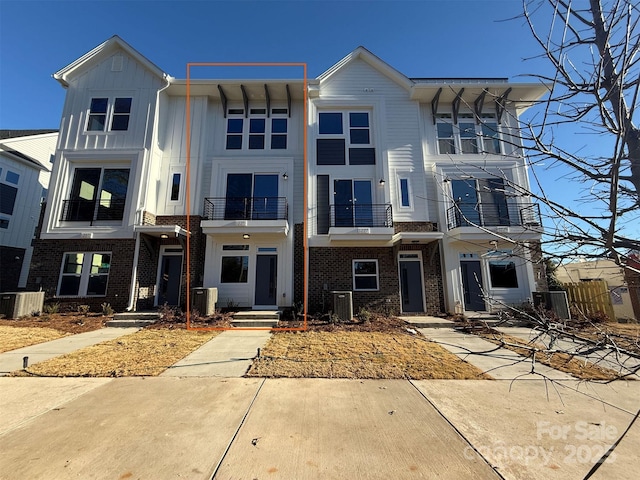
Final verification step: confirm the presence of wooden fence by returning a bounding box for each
[561,280,616,321]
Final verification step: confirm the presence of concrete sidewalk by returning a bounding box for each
[0,377,637,479]
[161,329,272,377]
[419,327,574,380]
[0,327,138,376]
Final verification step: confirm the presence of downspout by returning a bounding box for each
[126,73,173,311]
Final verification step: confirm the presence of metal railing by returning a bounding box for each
[446,202,541,230]
[60,199,126,223]
[329,204,393,228]
[203,197,288,221]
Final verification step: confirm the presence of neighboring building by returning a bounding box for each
[27,36,546,315]
[0,131,57,291]
[555,259,637,321]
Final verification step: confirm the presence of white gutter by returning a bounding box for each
[125,74,173,311]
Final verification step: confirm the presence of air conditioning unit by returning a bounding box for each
[533,291,570,320]
[331,291,353,321]
[0,291,45,319]
[191,287,218,316]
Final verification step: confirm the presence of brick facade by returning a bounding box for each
[293,223,304,305]
[307,242,444,316]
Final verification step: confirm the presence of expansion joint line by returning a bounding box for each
[209,378,266,479]
[407,380,507,480]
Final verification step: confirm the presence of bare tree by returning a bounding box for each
[517,0,640,268]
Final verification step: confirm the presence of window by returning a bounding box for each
[436,114,501,155]
[5,171,20,185]
[225,173,279,220]
[86,97,132,132]
[221,256,248,283]
[317,111,375,165]
[170,173,181,201]
[58,252,111,296]
[353,260,379,291]
[0,218,8,229]
[399,178,411,207]
[63,167,130,222]
[225,108,287,150]
[489,260,519,288]
[0,183,17,215]
[451,178,509,227]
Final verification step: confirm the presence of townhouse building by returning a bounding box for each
[27,36,547,316]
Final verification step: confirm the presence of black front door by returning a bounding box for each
[399,260,424,312]
[255,255,277,305]
[460,261,485,311]
[158,254,183,306]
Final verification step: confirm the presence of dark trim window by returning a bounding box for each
[489,260,519,288]
[399,178,411,207]
[58,252,111,296]
[63,167,130,222]
[317,111,375,165]
[353,259,379,291]
[87,97,132,132]
[221,256,249,283]
[170,173,181,201]
[225,108,288,150]
[436,113,502,155]
[226,118,243,149]
[0,183,17,215]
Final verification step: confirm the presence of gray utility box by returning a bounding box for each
[191,287,218,316]
[533,291,571,320]
[331,291,353,322]
[0,291,45,319]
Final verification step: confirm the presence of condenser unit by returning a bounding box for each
[331,291,353,321]
[533,291,570,320]
[191,287,218,316]
[0,291,45,319]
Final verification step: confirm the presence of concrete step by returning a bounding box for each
[231,310,280,328]
[400,316,456,329]
[107,311,160,328]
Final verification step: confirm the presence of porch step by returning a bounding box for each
[106,311,160,328]
[231,310,280,328]
[401,316,456,329]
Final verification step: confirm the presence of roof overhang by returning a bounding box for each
[166,79,305,102]
[392,232,444,245]
[134,224,189,238]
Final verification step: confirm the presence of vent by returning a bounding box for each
[111,55,124,72]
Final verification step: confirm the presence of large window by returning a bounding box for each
[489,260,519,288]
[225,108,288,150]
[317,111,375,165]
[353,259,379,291]
[225,173,279,220]
[436,114,501,155]
[451,178,509,227]
[86,97,132,132]
[63,167,130,222]
[58,252,111,296]
[221,256,249,283]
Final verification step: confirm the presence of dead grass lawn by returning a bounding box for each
[0,326,69,353]
[247,331,491,379]
[15,328,219,377]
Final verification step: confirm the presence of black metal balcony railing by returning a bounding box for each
[446,202,541,230]
[203,197,288,221]
[329,204,393,228]
[60,199,126,223]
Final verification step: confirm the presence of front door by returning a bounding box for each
[399,259,424,312]
[460,261,485,311]
[255,254,277,305]
[158,253,183,306]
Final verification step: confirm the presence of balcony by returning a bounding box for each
[201,197,289,236]
[446,202,542,233]
[60,199,126,224]
[325,204,394,243]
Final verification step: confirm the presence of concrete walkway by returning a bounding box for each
[161,329,272,377]
[0,327,138,376]
[419,327,574,380]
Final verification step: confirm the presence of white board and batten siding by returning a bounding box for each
[316,57,431,224]
[58,50,165,152]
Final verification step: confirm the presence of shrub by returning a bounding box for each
[43,302,60,314]
[101,302,114,316]
[77,304,91,315]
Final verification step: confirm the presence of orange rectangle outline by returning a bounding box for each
[185,62,308,332]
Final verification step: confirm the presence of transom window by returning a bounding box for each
[436,114,501,155]
[87,97,132,132]
[317,111,375,165]
[225,108,288,150]
[58,252,111,297]
[353,259,379,291]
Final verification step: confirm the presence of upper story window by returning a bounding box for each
[86,97,132,132]
[61,167,130,223]
[317,111,375,165]
[436,113,502,155]
[170,173,181,202]
[0,169,19,217]
[225,108,288,150]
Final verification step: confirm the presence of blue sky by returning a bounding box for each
[1,0,635,250]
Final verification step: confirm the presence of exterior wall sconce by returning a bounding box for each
[379,179,385,186]
[243,233,250,239]
[282,173,288,180]
[160,234,169,239]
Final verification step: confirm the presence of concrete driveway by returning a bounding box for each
[1,377,638,479]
